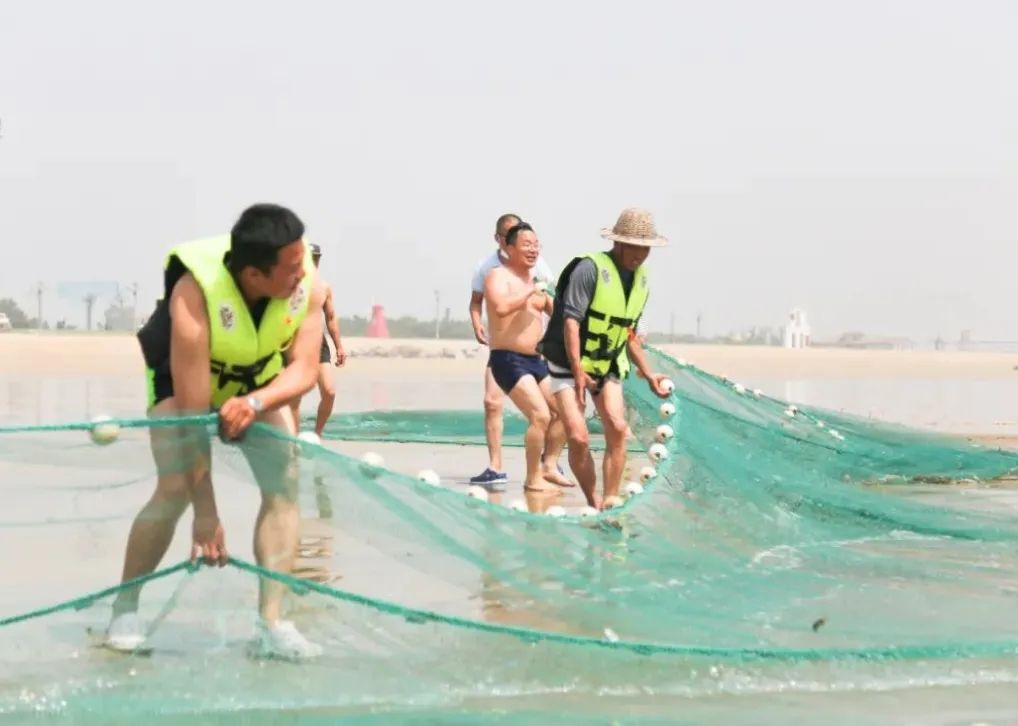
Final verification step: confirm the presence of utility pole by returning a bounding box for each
[669,312,675,343]
[696,311,702,339]
[35,282,44,329]
[129,282,139,328]
[84,293,97,331]
[433,290,440,339]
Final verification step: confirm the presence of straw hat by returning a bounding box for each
[600,208,668,247]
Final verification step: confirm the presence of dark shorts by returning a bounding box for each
[488,350,549,395]
[146,362,175,409]
[319,334,331,364]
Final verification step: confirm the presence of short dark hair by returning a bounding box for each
[505,222,534,246]
[495,213,521,236]
[228,203,305,275]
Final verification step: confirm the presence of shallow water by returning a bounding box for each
[6,370,1018,435]
[4,368,1018,722]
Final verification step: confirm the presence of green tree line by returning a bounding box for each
[2,296,782,345]
[0,298,39,328]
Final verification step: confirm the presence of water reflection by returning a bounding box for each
[5,373,1018,437]
[754,378,1018,435]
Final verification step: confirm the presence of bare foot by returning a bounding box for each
[599,494,623,511]
[524,478,563,495]
[298,545,332,559]
[292,565,342,584]
[542,465,576,488]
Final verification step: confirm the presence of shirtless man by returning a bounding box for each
[469,213,571,491]
[289,243,345,438]
[483,222,563,494]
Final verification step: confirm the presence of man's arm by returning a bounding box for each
[626,316,671,399]
[541,293,554,316]
[322,283,344,362]
[564,317,584,374]
[167,274,216,518]
[169,274,212,412]
[469,290,487,345]
[484,267,535,317]
[635,315,648,343]
[626,333,654,379]
[560,260,597,374]
[469,259,489,345]
[253,276,327,411]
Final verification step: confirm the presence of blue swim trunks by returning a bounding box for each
[488,350,549,394]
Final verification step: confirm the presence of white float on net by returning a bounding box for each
[624,481,645,497]
[89,415,120,446]
[417,469,441,486]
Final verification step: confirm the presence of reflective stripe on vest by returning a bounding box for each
[581,252,649,379]
[166,234,315,408]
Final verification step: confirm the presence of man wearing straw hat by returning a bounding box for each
[537,208,673,509]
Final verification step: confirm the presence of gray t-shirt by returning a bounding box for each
[561,258,639,328]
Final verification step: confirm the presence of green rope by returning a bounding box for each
[222,559,1018,662]
[0,560,197,628]
[0,414,218,434]
[6,555,1018,664]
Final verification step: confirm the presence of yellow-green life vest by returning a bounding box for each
[581,252,649,379]
[166,235,315,408]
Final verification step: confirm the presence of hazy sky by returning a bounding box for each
[1,0,1015,342]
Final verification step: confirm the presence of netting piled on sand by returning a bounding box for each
[3,346,1018,721]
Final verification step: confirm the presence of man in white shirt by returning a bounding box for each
[468,213,568,490]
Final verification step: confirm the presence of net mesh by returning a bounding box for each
[3,346,1018,720]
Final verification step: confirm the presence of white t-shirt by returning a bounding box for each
[470,250,554,294]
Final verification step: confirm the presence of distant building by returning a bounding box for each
[783,308,811,349]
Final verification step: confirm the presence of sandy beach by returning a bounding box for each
[6,331,1018,444]
[4,330,1018,380]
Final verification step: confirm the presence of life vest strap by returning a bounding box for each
[210,352,276,396]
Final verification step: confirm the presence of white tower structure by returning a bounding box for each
[783,308,811,349]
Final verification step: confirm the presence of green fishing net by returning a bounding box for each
[3,346,1018,722]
